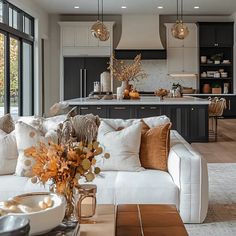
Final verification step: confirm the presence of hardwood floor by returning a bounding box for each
[192,119,236,163]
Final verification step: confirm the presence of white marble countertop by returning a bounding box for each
[185,93,236,96]
[65,96,210,105]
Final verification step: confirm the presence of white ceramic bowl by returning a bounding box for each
[9,192,66,235]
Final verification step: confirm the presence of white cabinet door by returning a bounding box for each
[62,27,75,47]
[167,48,184,73]
[88,31,99,46]
[183,48,198,73]
[75,26,89,47]
[183,24,197,48]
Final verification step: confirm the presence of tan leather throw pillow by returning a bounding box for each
[140,121,172,171]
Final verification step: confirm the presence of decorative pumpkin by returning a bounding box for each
[123,89,130,99]
[129,90,140,99]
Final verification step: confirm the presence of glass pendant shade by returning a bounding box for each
[91,21,110,41]
[91,0,110,41]
[171,20,189,40]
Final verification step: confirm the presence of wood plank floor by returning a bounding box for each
[192,119,236,163]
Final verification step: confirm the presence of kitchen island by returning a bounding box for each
[65,96,210,143]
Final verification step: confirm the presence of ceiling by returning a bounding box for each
[33,0,236,15]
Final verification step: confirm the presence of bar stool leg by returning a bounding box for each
[215,117,218,142]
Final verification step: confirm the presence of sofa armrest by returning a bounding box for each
[168,131,208,223]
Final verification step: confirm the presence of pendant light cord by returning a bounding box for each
[97,0,100,21]
[177,0,179,21]
[181,0,183,21]
[102,0,104,24]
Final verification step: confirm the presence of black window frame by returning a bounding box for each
[0,0,34,116]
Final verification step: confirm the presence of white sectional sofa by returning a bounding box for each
[0,116,208,224]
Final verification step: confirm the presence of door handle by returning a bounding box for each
[229,99,231,110]
[114,107,126,110]
[80,69,83,98]
[84,69,87,98]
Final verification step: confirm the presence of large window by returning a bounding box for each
[0,0,34,117]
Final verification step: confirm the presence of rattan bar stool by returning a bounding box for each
[208,97,226,141]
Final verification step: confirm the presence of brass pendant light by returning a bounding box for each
[91,0,110,41]
[171,0,189,40]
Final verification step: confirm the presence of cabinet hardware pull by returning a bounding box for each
[81,107,89,110]
[229,99,231,110]
[114,107,126,110]
[140,107,145,110]
[150,107,157,110]
[97,107,102,110]
[191,108,194,111]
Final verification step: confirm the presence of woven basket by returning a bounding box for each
[208,97,226,117]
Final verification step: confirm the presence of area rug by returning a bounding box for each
[186,163,236,236]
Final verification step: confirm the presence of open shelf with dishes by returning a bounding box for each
[198,22,234,94]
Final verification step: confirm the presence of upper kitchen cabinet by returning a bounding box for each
[59,21,114,56]
[199,22,234,47]
[165,23,198,74]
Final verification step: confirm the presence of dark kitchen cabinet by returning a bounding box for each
[79,106,107,118]
[221,96,236,117]
[73,104,209,142]
[136,106,161,118]
[198,22,234,94]
[108,106,134,119]
[163,105,208,142]
[199,22,234,47]
[64,57,109,100]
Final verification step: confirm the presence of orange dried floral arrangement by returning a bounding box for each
[24,141,108,195]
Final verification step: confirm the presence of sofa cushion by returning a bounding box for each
[115,170,179,208]
[97,121,144,171]
[0,114,15,134]
[140,121,172,171]
[0,130,18,175]
[15,121,58,177]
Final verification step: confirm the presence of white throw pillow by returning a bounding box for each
[15,121,58,177]
[96,121,144,171]
[101,115,170,130]
[0,129,18,175]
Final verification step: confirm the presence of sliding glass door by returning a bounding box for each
[9,36,19,116]
[0,0,34,116]
[0,33,5,116]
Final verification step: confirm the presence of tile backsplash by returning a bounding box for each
[131,60,198,91]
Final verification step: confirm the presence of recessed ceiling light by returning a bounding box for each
[157,6,163,9]
[194,6,200,9]
[121,6,127,9]
[74,6,80,9]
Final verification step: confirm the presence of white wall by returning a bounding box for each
[9,0,49,115]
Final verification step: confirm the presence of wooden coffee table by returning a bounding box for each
[79,204,188,236]
[116,204,188,236]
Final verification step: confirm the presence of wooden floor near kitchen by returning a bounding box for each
[192,119,236,163]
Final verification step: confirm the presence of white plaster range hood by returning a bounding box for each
[115,14,166,59]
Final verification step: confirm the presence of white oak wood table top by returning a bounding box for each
[79,204,115,236]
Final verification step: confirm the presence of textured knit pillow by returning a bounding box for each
[96,121,144,171]
[0,129,18,175]
[140,121,172,171]
[15,121,58,177]
[70,114,100,143]
[0,114,15,134]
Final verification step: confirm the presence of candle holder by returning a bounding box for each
[77,184,97,224]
